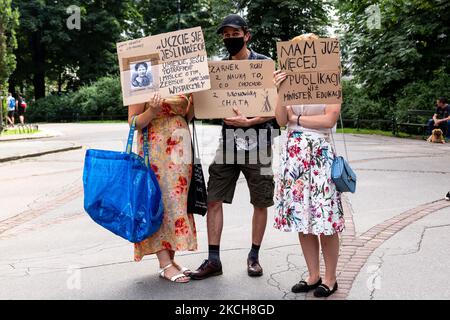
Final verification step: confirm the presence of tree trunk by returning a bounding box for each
[31,30,46,100]
[58,71,62,94]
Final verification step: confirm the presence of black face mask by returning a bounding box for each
[224,37,245,56]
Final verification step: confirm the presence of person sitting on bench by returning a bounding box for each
[428,97,450,138]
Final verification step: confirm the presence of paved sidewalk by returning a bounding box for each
[0,126,82,162]
[0,123,449,300]
[0,126,62,142]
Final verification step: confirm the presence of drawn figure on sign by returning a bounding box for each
[261,89,272,113]
[131,62,153,89]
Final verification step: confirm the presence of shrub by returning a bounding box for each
[395,69,450,122]
[341,80,393,130]
[27,76,126,122]
[26,93,75,122]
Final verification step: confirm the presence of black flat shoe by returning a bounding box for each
[313,282,338,298]
[291,278,322,293]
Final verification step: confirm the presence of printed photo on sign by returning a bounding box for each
[116,27,211,106]
[130,61,154,91]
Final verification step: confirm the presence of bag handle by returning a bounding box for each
[126,115,150,168]
[191,120,200,161]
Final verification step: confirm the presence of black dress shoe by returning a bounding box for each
[189,259,223,280]
[291,278,322,293]
[247,258,263,277]
[313,282,338,298]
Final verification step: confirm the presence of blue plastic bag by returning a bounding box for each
[82,117,164,243]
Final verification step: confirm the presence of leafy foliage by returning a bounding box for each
[0,0,19,92]
[241,0,332,58]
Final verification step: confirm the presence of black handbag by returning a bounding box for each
[187,120,208,216]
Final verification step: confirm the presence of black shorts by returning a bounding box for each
[18,107,25,116]
[7,110,14,118]
[207,146,274,208]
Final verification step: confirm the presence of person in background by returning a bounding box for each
[16,94,27,125]
[429,97,450,138]
[6,93,15,127]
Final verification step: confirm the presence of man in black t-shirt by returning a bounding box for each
[431,97,450,138]
[190,14,276,280]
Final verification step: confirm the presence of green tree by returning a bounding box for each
[335,0,450,101]
[137,0,238,57]
[238,0,332,58]
[0,0,19,128]
[10,0,140,99]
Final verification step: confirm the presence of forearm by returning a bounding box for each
[275,100,288,127]
[289,114,336,129]
[129,106,156,130]
[249,116,275,126]
[290,105,340,129]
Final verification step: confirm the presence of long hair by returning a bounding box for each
[291,33,319,42]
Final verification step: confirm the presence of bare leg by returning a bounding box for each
[207,201,223,245]
[298,233,321,284]
[156,249,189,282]
[20,115,24,125]
[252,206,267,246]
[320,233,340,287]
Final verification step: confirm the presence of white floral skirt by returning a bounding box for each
[274,130,345,235]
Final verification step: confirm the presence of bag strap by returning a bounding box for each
[191,120,200,160]
[330,113,350,162]
[126,115,150,168]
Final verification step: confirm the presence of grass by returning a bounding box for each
[0,128,40,136]
[340,127,419,138]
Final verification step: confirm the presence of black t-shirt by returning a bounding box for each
[435,105,450,120]
[221,50,279,152]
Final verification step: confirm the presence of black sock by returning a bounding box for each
[208,245,221,265]
[248,243,260,261]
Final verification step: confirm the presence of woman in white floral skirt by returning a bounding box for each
[273,33,345,298]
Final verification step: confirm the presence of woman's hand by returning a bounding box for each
[273,70,287,89]
[148,92,163,110]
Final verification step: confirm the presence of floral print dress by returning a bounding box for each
[134,95,197,261]
[274,128,345,236]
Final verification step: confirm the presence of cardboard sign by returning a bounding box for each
[117,27,211,106]
[276,38,342,105]
[193,60,277,119]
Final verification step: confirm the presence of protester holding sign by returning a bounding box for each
[189,14,277,280]
[273,33,345,298]
[128,93,197,284]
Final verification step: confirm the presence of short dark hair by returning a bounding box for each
[438,97,447,104]
[135,62,148,71]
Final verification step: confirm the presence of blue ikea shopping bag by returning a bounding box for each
[82,116,163,243]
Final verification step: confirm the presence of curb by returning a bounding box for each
[0,145,83,163]
[0,134,57,142]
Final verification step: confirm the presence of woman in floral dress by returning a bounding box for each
[129,93,197,283]
[273,33,345,298]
